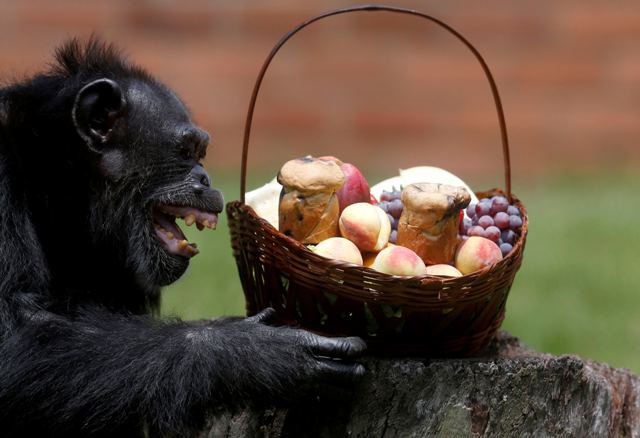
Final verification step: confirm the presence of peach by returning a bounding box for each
[454,236,503,275]
[362,243,395,268]
[370,245,427,276]
[339,203,390,252]
[425,264,463,277]
[311,237,363,265]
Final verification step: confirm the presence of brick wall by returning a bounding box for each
[1,0,638,186]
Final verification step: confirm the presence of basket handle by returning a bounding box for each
[240,4,512,203]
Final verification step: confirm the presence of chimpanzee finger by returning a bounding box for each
[305,334,367,360]
[314,359,366,386]
[246,307,277,325]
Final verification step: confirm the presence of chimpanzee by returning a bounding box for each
[0,38,365,437]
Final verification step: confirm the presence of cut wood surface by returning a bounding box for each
[204,332,640,437]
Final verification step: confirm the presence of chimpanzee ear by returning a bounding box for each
[72,78,126,151]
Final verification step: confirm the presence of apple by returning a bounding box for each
[336,163,371,212]
[454,236,503,275]
[311,237,363,265]
[339,203,390,252]
[319,156,371,211]
[370,245,427,276]
[425,264,463,277]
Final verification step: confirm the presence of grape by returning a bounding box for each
[509,215,523,231]
[507,205,520,216]
[501,229,516,245]
[494,211,510,229]
[475,201,491,217]
[388,199,403,218]
[458,194,524,244]
[466,203,477,218]
[459,217,472,235]
[387,213,396,229]
[484,225,501,243]
[499,242,513,256]
[478,215,494,228]
[490,196,509,215]
[379,192,391,202]
[378,189,403,242]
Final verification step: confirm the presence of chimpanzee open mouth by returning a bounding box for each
[151,204,219,259]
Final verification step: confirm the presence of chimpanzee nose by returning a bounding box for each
[189,164,211,195]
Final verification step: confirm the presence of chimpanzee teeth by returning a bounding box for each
[156,204,218,232]
[203,220,214,229]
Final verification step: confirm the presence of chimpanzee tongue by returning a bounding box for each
[153,211,198,258]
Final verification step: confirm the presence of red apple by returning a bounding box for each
[336,163,371,212]
[319,157,371,212]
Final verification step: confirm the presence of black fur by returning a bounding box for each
[0,38,365,437]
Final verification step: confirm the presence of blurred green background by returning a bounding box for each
[163,168,640,373]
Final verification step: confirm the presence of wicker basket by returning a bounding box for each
[227,5,528,357]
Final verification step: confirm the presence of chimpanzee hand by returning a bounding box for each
[208,308,367,405]
[247,308,367,383]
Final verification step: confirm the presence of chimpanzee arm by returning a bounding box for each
[0,306,365,437]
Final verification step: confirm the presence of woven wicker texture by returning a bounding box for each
[228,5,528,356]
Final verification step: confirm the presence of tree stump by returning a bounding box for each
[205,332,640,437]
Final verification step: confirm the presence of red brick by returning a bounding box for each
[0,0,637,177]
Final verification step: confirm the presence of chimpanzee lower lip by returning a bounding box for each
[151,204,219,259]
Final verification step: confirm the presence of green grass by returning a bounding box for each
[161,169,640,373]
[501,170,640,372]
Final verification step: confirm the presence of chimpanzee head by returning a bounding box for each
[4,39,224,294]
[72,71,224,288]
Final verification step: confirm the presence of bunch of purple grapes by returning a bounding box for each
[459,195,523,257]
[377,187,403,243]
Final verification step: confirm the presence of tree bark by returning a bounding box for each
[205,332,640,437]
